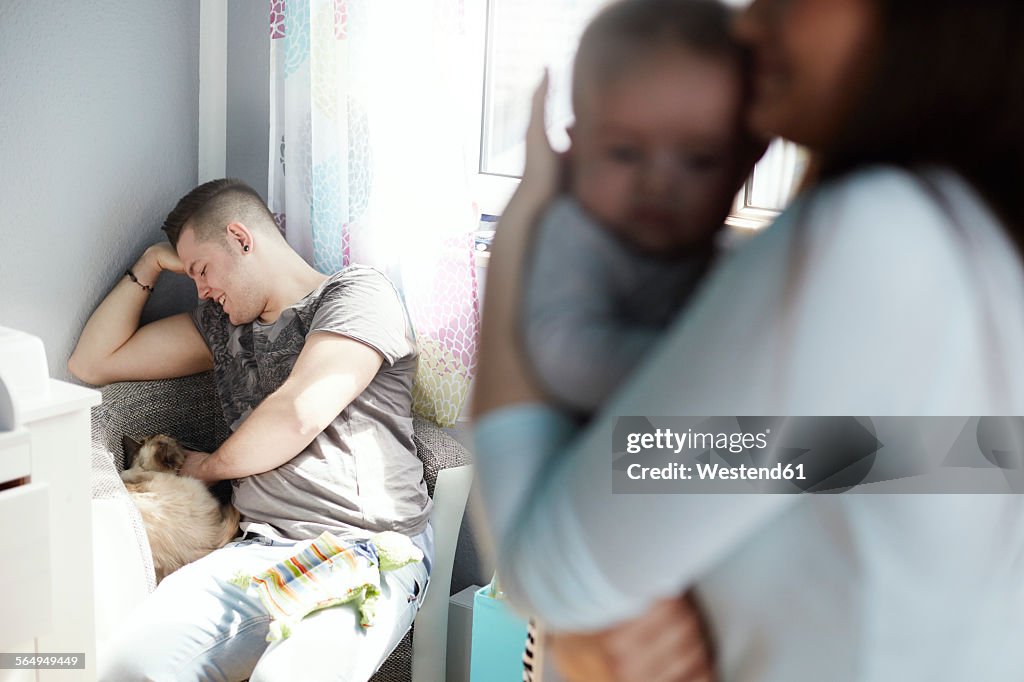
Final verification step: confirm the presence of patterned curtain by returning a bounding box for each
[267,0,480,426]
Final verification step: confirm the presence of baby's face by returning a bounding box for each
[570,48,751,254]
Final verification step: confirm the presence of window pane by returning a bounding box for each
[747,139,809,211]
[481,0,610,177]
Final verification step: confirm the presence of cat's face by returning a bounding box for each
[123,434,187,473]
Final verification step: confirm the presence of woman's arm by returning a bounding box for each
[477,400,795,631]
[472,73,562,419]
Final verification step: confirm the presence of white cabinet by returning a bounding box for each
[1,379,100,681]
[0,456,52,651]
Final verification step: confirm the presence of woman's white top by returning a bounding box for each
[474,166,1024,681]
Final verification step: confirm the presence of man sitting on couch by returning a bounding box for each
[69,178,433,682]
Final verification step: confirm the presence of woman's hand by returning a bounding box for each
[549,594,715,682]
[472,71,566,417]
[519,70,563,202]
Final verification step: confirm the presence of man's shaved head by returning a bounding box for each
[162,178,280,247]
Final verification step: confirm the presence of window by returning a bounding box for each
[479,0,604,178]
[465,0,604,215]
[467,0,805,228]
[728,139,809,230]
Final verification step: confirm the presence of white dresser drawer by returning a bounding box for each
[0,483,53,651]
[0,429,31,485]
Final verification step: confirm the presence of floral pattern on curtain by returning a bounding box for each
[268,0,480,426]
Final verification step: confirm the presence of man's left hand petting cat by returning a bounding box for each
[180,449,213,482]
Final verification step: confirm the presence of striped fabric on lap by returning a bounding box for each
[251,531,382,626]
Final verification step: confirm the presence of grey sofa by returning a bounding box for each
[89,370,473,682]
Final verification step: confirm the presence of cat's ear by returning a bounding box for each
[122,435,144,469]
[155,439,187,473]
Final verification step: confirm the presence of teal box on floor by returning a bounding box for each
[470,586,529,682]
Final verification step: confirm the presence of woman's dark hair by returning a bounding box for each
[817,1,1024,243]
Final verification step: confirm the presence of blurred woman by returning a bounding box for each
[472,0,1024,680]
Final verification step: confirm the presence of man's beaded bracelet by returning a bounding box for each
[125,269,154,293]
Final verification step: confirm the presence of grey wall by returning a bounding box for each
[227,0,271,200]
[0,0,201,379]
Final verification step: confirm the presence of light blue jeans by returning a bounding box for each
[98,532,431,682]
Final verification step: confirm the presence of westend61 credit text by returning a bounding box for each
[623,426,807,481]
[626,461,807,481]
[614,416,1024,495]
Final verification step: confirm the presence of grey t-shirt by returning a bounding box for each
[523,197,712,415]
[191,264,432,543]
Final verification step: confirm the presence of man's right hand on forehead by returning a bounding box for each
[143,242,186,275]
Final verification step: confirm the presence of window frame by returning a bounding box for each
[726,184,785,231]
[467,0,797,229]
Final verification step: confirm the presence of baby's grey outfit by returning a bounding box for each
[523,197,711,414]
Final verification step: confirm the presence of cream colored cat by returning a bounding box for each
[121,434,240,582]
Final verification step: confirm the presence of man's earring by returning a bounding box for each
[243,244,250,252]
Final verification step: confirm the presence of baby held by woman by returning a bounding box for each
[523,0,764,415]
[518,1,763,679]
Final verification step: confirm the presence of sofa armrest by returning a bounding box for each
[412,416,471,497]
